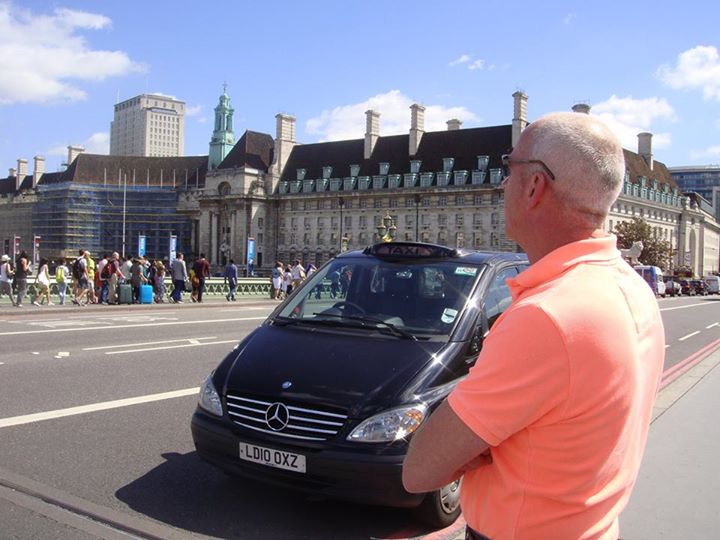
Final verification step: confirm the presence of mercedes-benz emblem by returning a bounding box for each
[265,402,290,431]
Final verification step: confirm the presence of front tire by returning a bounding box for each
[413,478,462,529]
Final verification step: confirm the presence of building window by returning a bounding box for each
[473,214,483,226]
[410,160,422,173]
[379,162,390,175]
[360,199,368,209]
[456,214,464,227]
[374,199,383,208]
[317,217,325,228]
[290,217,298,227]
[422,197,430,207]
[455,195,465,206]
[474,194,483,206]
[443,157,455,172]
[438,196,447,207]
[291,201,299,211]
[389,198,398,208]
[350,164,360,176]
[439,214,448,227]
[258,217,264,229]
[344,215,352,228]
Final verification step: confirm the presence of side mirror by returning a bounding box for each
[467,312,489,359]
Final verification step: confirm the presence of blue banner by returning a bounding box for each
[138,235,146,257]
[169,235,177,262]
[246,237,255,276]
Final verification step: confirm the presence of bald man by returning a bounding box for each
[403,113,665,540]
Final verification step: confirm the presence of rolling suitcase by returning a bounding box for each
[119,283,132,304]
[140,284,153,304]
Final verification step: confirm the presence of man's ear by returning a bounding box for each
[526,173,548,210]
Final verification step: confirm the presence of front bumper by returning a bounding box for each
[191,409,424,508]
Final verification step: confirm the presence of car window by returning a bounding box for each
[483,266,518,329]
[275,257,485,337]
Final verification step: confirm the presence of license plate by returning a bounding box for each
[239,442,306,473]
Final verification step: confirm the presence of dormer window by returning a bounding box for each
[410,160,422,173]
[322,166,333,179]
[379,162,390,175]
[350,164,360,177]
[297,168,306,181]
[442,158,454,172]
[477,155,489,171]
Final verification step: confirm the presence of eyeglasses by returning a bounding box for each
[501,154,556,181]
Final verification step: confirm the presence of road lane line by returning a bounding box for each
[706,322,719,329]
[679,331,701,341]
[83,337,217,351]
[0,316,266,336]
[105,339,237,354]
[660,302,717,312]
[0,388,199,429]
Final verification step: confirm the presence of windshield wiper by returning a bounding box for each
[313,313,418,340]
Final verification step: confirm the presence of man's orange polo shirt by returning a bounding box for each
[448,234,664,539]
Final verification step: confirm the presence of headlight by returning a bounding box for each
[347,403,428,443]
[198,374,223,417]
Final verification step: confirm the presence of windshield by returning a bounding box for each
[275,255,485,337]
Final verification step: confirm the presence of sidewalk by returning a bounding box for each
[620,347,720,539]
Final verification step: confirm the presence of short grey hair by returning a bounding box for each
[526,112,625,224]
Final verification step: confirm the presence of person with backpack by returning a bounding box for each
[71,249,89,306]
[55,259,69,305]
[0,254,15,306]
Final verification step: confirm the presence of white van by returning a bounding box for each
[704,275,720,294]
[634,265,666,297]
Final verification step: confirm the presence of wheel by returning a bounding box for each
[413,478,462,529]
[331,301,366,314]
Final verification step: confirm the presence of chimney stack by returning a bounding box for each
[409,103,425,156]
[16,158,27,190]
[447,118,462,131]
[66,145,84,166]
[512,91,528,148]
[638,132,653,171]
[273,113,296,175]
[572,103,591,114]
[364,109,380,159]
[33,155,45,188]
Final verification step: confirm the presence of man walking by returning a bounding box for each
[403,112,665,540]
[170,253,188,303]
[192,254,210,303]
[224,259,238,301]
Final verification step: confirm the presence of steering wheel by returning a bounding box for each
[332,301,366,315]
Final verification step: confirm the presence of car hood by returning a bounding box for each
[220,325,445,417]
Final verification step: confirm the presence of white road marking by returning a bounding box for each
[0,388,199,429]
[105,339,238,355]
[660,302,717,312]
[57,352,70,357]
[0,316,266,336]
[679,331,701,341]
[665,345,670,348]
[0,362,4,365]
[706,322,719,329]
[83,337,217,351]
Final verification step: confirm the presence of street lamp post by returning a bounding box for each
[338,197,344,251]
[376,212,397,243]
[413,194,421,241]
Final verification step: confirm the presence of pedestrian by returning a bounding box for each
[70,250,89,306]
[224,258,238,301]
[192,253,210,303]
[291,259,306,290]
[189,268,199,303]
[14,251,30,308]
[129,258,147,303]
[85,251,97,304]
[271,261,283,299]
[31,258,53,306]
[282,265,293,298]
[105,252,123,304]
[154,261,167,303]
[403,112,665,540]
[329,267,340,299]
[0,254,15,306]
[170,253,188,303]
[55,259,69,305]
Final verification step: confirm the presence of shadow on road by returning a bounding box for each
[116,451,433,540]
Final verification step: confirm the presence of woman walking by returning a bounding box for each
[32,258,53,306]
[55,259,69,305]
[14,251,29,308]
[0,254,15,306]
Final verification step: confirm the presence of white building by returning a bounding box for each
[110,94,186,157]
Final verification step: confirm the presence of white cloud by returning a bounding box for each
[563,13,576,24]
[0,3,144,105]
[449,54,471,67]
[690,145,720,160]
[186,104,203,116]
[591,94,676,151]
[305,90,480,142]
[656,45,720,101]
[449,54,491,71]
[47,131,109,158]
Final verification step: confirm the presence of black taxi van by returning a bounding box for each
[191,242,528,527]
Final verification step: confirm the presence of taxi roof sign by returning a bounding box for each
[364,242,459,258]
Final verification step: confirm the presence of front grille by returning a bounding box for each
[225,393,348,442]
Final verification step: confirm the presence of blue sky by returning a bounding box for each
[1,1,719,174]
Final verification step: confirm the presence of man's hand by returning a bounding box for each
[402,399,491,493]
